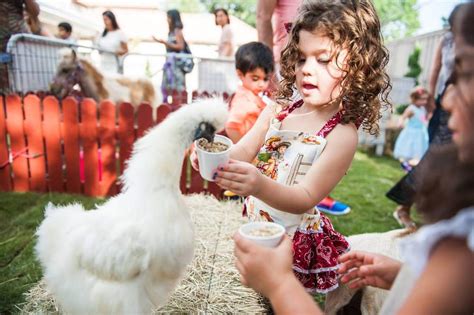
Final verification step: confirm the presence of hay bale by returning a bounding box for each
[21,194,268,314]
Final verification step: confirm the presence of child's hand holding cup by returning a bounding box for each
[238,222,285,247]
[194,135,233,181]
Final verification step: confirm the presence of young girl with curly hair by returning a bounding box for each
[193,0,390,293]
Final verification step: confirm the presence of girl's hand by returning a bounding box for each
[233,233,294,297]
[338,250,402,290]
[214,159,262,196]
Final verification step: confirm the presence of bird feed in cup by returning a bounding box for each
[195,135,232,181]
[239,222,285,248]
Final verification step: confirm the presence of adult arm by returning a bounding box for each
[234,233,323,315]
[118,41,128,56]
[428,40,443,96]
[220,42,233,57]
[256,0,277,50]
[220,26,234,57]
[24,0,40,18]
[396,237,474,314]
[167,29,185,52]
[398,106,414,128]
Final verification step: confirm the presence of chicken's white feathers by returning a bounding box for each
[35,97,228,314]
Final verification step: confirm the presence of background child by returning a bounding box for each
[195,0,390,293]
[393,87,430,171]
[57,22,74,43]
[225,41,274,144]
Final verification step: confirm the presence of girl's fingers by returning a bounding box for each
[220,160,249,174]
[338,259,364,274]
[339,250,369,263]
[346,278,366,290]
[340,267,362,284]
[215,177,244,192]
[216,170,246,183]
[233,232,253,253]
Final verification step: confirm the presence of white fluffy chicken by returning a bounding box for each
[35,98,228,314]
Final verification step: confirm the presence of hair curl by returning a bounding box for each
[277,0,391,135]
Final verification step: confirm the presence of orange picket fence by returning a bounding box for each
[0,93,225,198]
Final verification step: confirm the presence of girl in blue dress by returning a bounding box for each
[394,87,430,168]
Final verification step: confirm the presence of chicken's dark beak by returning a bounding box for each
[194,122,216,142]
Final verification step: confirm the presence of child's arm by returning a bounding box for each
[233,233,323,315]
[398,106,414,128]
[216,123,358,214]
[228,105,274,162]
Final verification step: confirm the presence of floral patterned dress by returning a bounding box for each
[244,100,349,293]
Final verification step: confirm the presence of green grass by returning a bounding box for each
[0,151,404,314]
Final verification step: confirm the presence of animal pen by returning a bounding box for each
[0,34,233,198]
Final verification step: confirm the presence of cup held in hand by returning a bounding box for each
[194,135,232,181]
[239,222,285,248]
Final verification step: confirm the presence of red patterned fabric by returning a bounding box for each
[276,100,343,139]
[292,214,349,293]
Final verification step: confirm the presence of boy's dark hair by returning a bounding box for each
[235,42,274,75]
[58,22,72,34]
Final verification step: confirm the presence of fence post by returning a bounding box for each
[0,96,12,191]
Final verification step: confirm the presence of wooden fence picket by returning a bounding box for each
[118,102,135,180]
[156,104,171,125]
[99,100,117,196]
[23,94,46,192]
[136,103,154,139]
[62,97,81,194]
[5,95,29,192]
[0,96,12,191]
[42,96,63,192]
[81,98,100,196]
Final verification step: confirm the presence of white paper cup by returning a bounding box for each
[195,135,232,181]
[238,222,285,248]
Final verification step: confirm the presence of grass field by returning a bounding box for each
[0,151,405,314]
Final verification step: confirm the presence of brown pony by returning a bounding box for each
[50,48,156,109]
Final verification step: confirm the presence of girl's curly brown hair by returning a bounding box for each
[277,0,391,135]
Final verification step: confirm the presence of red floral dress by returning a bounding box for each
[244,100,349,293]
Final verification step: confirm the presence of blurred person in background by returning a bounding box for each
[95,10,128,74]
[0,0,39,92]
[56,22,75,44]
[153,9,189,100]
[214,8,234,57]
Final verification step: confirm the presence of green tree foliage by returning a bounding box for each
[405,45,422,84]
[164,0,205,13]
[178,0,420,40]
[374,0,420,40]
[199,0,257,27]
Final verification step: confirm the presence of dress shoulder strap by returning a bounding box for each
[316,111,343,138]
[275,99,304,121]
[276,100,344,138]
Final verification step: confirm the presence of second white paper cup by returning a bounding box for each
[195,135,232,181]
